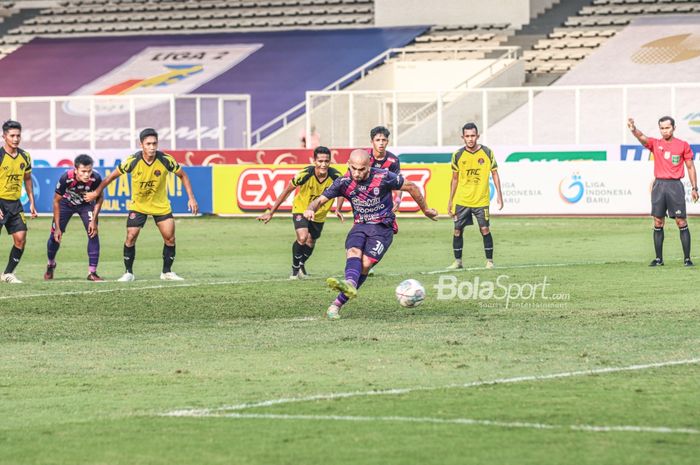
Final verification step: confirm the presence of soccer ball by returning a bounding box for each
[395,279,426,308]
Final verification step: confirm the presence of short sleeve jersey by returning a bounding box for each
[118,151,181,216]
[55,169,103,207]
[451,145,497,208]
[322,167,404,226]
[369,149,401,175]
[0,148,31,201]
[645,137,693,180]
[290,166,342,222]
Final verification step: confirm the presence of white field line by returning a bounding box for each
[164,358,700,417]
[1,259,623,301]
[206,413,699,435]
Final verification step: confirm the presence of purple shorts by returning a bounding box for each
[51,201,94,234]
[345,223,394,263]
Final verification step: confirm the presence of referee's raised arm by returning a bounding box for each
[628,118,648,146]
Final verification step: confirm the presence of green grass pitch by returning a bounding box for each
[0,216,698,465]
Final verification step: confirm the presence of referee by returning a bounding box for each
[628,116,698,266]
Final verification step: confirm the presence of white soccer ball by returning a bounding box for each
[395,279,426,308]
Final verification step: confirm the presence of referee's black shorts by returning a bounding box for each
[651,179,686,219]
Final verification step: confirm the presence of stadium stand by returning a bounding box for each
[0,0,375,58]
[523,0,700,75]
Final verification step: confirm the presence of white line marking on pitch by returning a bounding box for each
[163,358,700,417]
[203,413,699,435]
[1,260,621,301]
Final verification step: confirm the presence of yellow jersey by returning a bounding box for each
[291,166,341,222]
[118,151,181,215]
[451,145,497,208]
[0,148,31,201]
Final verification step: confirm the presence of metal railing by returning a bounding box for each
[0,93,251,150]
[250,46,520,147]
[305,82,700,147]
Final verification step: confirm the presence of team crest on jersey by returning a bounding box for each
[478,158,485,165]
[19,163,25,170]
[154,170,162,177]
[373,187,380,195]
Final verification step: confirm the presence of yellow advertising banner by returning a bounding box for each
[213,164,455,215]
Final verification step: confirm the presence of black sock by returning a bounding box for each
[292,241,303,268]
[4,246,24,274]
[653,227,664,261]
[163,244,176,273]
[680,226,691,260]
[483,232,494,260]
[453,235,463,259]
[124,244,135,273]
[301,244,314,264]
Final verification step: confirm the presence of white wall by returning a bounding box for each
[375,0,538,28]
[351,60,504,91]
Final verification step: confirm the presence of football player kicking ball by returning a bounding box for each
[45,154,105,281]
[304,149,438,320]
[257,146,342,279]
[85,128,198,281]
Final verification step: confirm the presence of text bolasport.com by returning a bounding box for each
[433,275,570,309]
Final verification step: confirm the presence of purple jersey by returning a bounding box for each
[369,149,401,174]
[55,169,102,206]
[322,167,404,226]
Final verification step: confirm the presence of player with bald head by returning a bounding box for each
[305,149,438,319]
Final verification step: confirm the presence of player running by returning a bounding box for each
[45,154,105,281]
[0,120,37,284]
[257,146,342,279]
[85,128,198,281]
[628,116,698,266]
[304,149,438,320]
[447,123,503,270]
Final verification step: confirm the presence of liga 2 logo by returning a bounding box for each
[236,168,432,212]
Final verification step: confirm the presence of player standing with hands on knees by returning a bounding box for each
[628,116,698,266]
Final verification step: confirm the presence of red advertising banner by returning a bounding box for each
[168,148,356,166]
[213,164,433,214]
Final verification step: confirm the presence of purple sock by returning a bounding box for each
[357,273,368,289]
[334,294,349,307]
[88,235,100,270]
[47,234,60,262]
[333,257,363,307]
[344,257,362,287]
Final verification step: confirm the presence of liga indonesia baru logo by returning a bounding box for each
[559,173,584,204]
